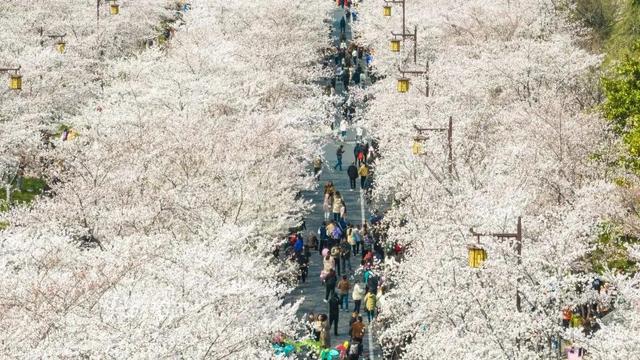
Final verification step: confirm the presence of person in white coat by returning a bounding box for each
[339,120,348,141]
[352,282,365,314]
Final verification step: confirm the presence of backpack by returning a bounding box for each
[341,243,351,257]
[349,343,359,356]
[331,227,342,239]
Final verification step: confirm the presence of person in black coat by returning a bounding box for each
[325,269,337,301]
[329,294,340,336]
[347,162,358,191]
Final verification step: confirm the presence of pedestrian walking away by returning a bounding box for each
[356,126,363,142]
[313,156,322,180]
[332,191,343,222]
[334,145,345,171]
[324,268,337,302]
[337,274,351,311]
[347,162,358,190]
[358,163,369,189]
[328,294,340,336]
[352,281,365,314]
[318,314,330,348]
[350,316,366,358]
[340,238,353,273]
[364,289,377,323]
[339,119,348,141]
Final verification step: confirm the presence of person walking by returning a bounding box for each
[323,191,333,221]
[314,314,324,341]
[364,289,377,323]
[339,119,348,141]
[297,252,308,283]
[340,16,346,33]
[313,157,322,180]
[355,126,363,143]
[352,282,365,313]
[332,192,343,222]
[358,163,369,189]
[350,316,365,358]
[324,269,338,302]
[329,294,340,336]
[318,222,328,255]
[331,244,342,276]
[347,162,358,191]
[346,224,357,254]
[319,314,331,348]
[352,225,361,255]
[334,145,344,171]
[337,275,351,311]
[340,238,352,273]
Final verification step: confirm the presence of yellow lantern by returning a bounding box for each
[411,140,423,155]
[56,41,66,54]
[110,3,120,15]
[390,39,401,52]
[467,245,487,268]
[9,74,22,90]
[397,77,410,93]
[383,5,392,17]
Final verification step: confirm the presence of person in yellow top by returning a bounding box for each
[363,289,376,323]
[358,163,369,189]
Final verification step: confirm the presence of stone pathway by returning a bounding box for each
[283,4,382,359]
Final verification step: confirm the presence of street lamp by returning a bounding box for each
[390,38,401,52]
[110,1,120,15]
[411,135,426,155]
[391,25,419,63]
[397,62,429,96]
[383,0,407,35]
[47,34,67,54]
[467,244,487,268]
[469,216,523,312]
[413,116,453,174]
[0,66,22,90]
[397,77,410,93]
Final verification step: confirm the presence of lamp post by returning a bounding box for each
[469,216,523,312]
[96,0,119,34]
[397,62,429,96]
[0,66,22,90]
[413,116,453,175]
[391,25,418,63]
[47,34,67,53]
[383,0,407,35]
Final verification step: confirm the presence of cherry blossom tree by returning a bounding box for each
[1,0,334,357]
[350,0,635,358]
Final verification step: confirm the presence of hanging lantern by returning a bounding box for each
[390,39,401,52]
[412,135,427,155]
[383,5,392,17]
[411,140,423,155]
[110,3,120,15]
[467,245,487,268]
[397,77,410,93]
[9,74,22,90]
[55,41,66,54]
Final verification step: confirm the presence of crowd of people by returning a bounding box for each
[274,2,390,359]
[288,175,391,359]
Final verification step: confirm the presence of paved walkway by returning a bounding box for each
[284,5,382,359]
